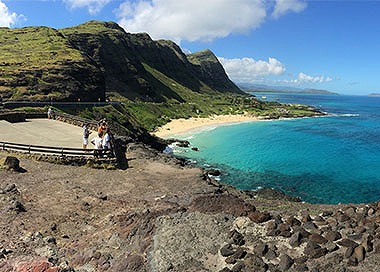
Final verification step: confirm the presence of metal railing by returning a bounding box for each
[0,141,113,158]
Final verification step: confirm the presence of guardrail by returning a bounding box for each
[0,141,114,159]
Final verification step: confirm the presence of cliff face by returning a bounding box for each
[187,49,242,93]
[0,26,105,102]
[0,21,242,102]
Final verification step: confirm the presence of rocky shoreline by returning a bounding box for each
[0,144,379,271]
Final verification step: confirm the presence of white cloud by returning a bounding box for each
[297,72,332,83]
[280,72,333,85]
[272,0,307,19]
[116,0,268,43]
[218,57,286,82]
[63,0,111,15]
[0,0,21,27]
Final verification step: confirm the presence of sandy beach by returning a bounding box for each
[153,114,262,138]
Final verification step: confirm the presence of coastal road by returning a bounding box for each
[0,119,95,148]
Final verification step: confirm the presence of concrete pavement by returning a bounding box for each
[0,119,96,148]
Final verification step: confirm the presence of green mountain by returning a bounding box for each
[0,20,242,102]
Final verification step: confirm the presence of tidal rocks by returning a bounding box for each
[254,188,301,202]
[189,195,256,217]
[206,169,221,177]
[218,201,380,271]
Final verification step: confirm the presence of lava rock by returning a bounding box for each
[248,211,271,223]
[243,254,268,272]
[3,156,26,172]
[289,231,302,247]
[325,241,339,252]
[309,233,327,244]
[220,243,234,257]
[10,200,26,213]
[338,239,359,248]
[304,241,327,259]
[353,245,365,262]
[229,230,245,246]
[4,183,18,193]
[232,247,246,259]
[206,169,221,176]
[303,221,318,231]
[253,243,268,257]
[325,230,342,241]
[286,216,301,227]
[278,254,294,271]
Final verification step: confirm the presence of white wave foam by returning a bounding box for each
[332,113,360,117]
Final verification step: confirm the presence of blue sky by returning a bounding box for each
[1,0,380,95]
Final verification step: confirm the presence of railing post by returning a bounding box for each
[61,148,64,157]
[2,142,5,150]
[28,145,31,154]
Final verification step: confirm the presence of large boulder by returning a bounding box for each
[2,156,26,172]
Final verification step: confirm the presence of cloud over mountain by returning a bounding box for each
[297,72,332,83]
[218,57,286,82]
[63,0,111,15]
[115,0,306,43]
[0,0,21,27]
[272,0,307,19]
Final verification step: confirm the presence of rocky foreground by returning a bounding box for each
[1,144,380,272]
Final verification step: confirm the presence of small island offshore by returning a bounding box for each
[1,21,380,272]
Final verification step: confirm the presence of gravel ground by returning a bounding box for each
[0,144,379,271]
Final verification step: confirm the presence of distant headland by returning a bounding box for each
[238,83,338,95]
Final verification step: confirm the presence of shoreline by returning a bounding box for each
[153,114,264,138]
[152,112,327,138]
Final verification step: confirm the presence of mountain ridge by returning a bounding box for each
[0,20,242,102]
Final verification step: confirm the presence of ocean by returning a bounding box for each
[174,93,380,204]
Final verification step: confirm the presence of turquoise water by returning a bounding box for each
[176,93,380,204]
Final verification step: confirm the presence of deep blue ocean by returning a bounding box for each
[175,93,380,204]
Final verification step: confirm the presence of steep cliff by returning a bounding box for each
[187,49,242,94]
[0,26,105,102]
[0,21,242,102]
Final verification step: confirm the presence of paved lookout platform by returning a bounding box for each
[0,119,95,148]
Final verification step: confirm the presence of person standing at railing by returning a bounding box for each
[97,119,108,137]
[82,123,90,150]
[91,132,103,158]
[102,128,112,157]
[47,107,54,119]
